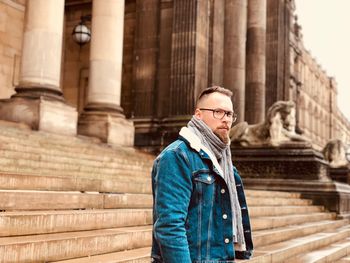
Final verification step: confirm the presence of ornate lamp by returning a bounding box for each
[72,15,91,45]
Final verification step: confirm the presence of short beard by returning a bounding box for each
[214,130,230,145]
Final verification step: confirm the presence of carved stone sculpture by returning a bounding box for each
[323,139,349,168]
[230,100,308,146]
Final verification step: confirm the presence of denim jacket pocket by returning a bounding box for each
[193,172,217,209]
[193,172,216,185]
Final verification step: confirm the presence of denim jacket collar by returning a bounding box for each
[179,127,224,177]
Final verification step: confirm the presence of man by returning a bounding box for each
[151,86,253,262]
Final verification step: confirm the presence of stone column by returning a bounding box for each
[0,0,77,135]
[245,0,266,124]
[266,0,292,110]
[78,0,134,146]
[223,0,247,122]
[133,0,159,118]
[169,0,209,116]
[132,0,161,150]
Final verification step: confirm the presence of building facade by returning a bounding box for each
[0,0,349,152]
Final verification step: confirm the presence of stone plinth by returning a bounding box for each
[243,178,350,218]
[134,115,191,154]
[0,97,77,135]
[232,143,350,216]
[231,142,329,181]
[329,166,350,184]
[78,112,134,147]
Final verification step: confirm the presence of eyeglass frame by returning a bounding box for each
[199,108,237,122]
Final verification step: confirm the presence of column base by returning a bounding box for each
[78,111,134,146]
[0,97,77,135]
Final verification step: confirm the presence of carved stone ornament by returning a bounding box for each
[230,100,309,147]
[323,139,349,168]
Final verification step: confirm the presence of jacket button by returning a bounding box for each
[207,176,212,181]
[221,189,225,194]
[224,238,230,244]
[222,214,228,219]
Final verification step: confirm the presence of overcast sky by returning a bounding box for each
[294,0,350,121]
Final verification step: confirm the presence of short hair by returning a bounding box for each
[196,86,232,107]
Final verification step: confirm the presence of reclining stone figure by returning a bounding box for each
[323,139,349,168]
[230,100,308,146]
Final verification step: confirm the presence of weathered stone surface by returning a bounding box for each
[0,226,152,262]
[78,111,134,147]
[244,178,350,217]
[0,97,77,135]
[231,143,329,181]
[231,101,309,147]
[329,167,350,184]
[0,191,152,211]
[323,139,349,168]
[0,209,152,236]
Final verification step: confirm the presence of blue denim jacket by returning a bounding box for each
[151,128,253,262]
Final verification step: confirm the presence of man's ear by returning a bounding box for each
[194,108,202,119]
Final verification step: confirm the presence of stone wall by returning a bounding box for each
[0,0,25,99]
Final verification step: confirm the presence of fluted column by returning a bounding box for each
[133,0,159,118]
[224,0,247,122]
[266,0,292,110]
[245,0,266,124]
[0,0,77,135]
[169,0,209,116]
[78,0,134,146]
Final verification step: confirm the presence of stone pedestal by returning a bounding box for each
[134,115,191,153]
[78,112,134,147]
[329,166,350,184]
[231,142,329,181]
[232,143,350,217]
[0,97,77,136]
[244,178,350,218]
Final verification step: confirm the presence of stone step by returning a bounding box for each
[252,212,335,231]
[253,219,347,247]
[0,190,153,211]
[0,171,152,194]
[247,196,312,206]
[249,205,324,217]
[0,209,152,237]
[0,150,150,178]
[245,189,301,199]
[0,226,152,262]
[51,247,151,263]
[0,125,154,164]
[0,189,313,210]
[339,256,350,263]
[291,237,350,262]
[243,225,350,263]
[0,140,153,170]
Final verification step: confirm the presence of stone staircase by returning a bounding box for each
[0,121,350,262]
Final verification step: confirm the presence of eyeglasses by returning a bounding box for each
[199,108,237,122]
